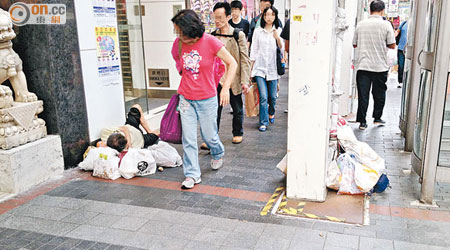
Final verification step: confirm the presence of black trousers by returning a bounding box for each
[356,70,388,123]
[217,84,244,136]
[125,107,159,147]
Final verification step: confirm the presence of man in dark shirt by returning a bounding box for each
[229,0,249,39]
[280,18,290,55]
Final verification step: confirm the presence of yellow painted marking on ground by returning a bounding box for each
[304,213,320,219]
[325,216,345,222]
[260,187,285,216]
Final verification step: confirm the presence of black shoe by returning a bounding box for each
[374,119,386,125]
[359,123,368,130]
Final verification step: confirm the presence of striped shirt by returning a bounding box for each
[353,15,396,72]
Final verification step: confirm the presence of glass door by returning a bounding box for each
[438,74,450,166]
[116,0,149,113]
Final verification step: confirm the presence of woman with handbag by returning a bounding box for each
[249,6,283,132]
[171,10,238,189]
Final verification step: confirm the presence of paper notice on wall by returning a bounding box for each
[93,0,122,86]
[96,27,121,86]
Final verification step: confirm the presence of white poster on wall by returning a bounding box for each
[93,0,122,86]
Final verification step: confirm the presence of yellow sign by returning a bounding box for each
[293,15,303,22]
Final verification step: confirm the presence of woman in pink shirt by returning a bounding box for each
[171,10,237,189]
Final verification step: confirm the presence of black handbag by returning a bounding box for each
[276,46,285,76]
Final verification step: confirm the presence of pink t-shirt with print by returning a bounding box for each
[171,34,224,100]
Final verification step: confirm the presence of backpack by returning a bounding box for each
[211,28,241,44]
[396,21,407,45]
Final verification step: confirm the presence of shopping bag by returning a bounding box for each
[148,141,182,168]
[79,147,119,171]
[92,151,121,180]
[245,83,259,117]
[119,148,157,179]
[336,153,363,195]
[387,48,397,67]
[160,94,182,144]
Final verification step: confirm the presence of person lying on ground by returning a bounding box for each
[102,104,160,152]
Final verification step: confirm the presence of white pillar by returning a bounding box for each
[287,0,336,201]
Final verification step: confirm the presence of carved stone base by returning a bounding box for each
[0,101,46,150]
[0,135,64,194]
[0,126,47,150]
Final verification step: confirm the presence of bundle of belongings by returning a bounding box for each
[326,118,390,195]
[79,140,182,180]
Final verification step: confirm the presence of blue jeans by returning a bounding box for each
[397,50,405,83]
[179,95,225,181]
[254,76,278,126]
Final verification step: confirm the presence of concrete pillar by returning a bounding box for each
[287,0,336,201]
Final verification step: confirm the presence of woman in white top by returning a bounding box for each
[250,6,283,132]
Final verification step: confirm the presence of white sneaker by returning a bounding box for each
[181,177,201,189]
[211,158,224,170]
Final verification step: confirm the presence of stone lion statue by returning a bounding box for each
[0,8,37,109]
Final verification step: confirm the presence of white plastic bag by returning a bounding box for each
[387,48,397,67]
[79,147,119,171]
[336,154,363,195]
[326,160,341,191]
[340,140,385,175]
[354,161,380,192]
[92,152,121,180]
[148,141,182,168]
[119,148,156,179]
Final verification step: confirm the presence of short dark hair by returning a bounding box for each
[171,9,205,39]
[107,133,127,152]
[230,1,243,10]
[261,0,274,6]
[260,6,280,29]
[213,2,231,16]
[370,0,385,12]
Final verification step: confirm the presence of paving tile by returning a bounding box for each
[288,240,324,250]
[232,221,266,236]
[24,240,46,250]
[324,232,359,249]
[0,215,79,236]
[261,224,296,241]
[147,235,188,250]
[90,242,113,250]
[183,240,221,250]
[88,214,124,227]
[343,228,377,238]
[204,217,242,232]
[193,227,230,245]
[138,219,202,240]
[219,246,252,250]
[74,239,97,249]
[111,216,149,231]
[291,227,326,245]
[359,236,394,250]
[393,240,430,250]
[7,204,75,221]
[253,236,291,250]
[60,210,99,224]
[222,231,259,249]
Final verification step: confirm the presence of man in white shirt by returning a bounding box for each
[353,0,396,130]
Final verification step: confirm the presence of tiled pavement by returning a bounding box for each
[1,74,450,249]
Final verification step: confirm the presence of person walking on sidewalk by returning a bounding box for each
[212,2,251,145]
[229,1,250,39]
[250,6,283,132]
[352,0,396,130]
[248,0,282,47]
[171,10,238,189]
[395,20,408,88]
